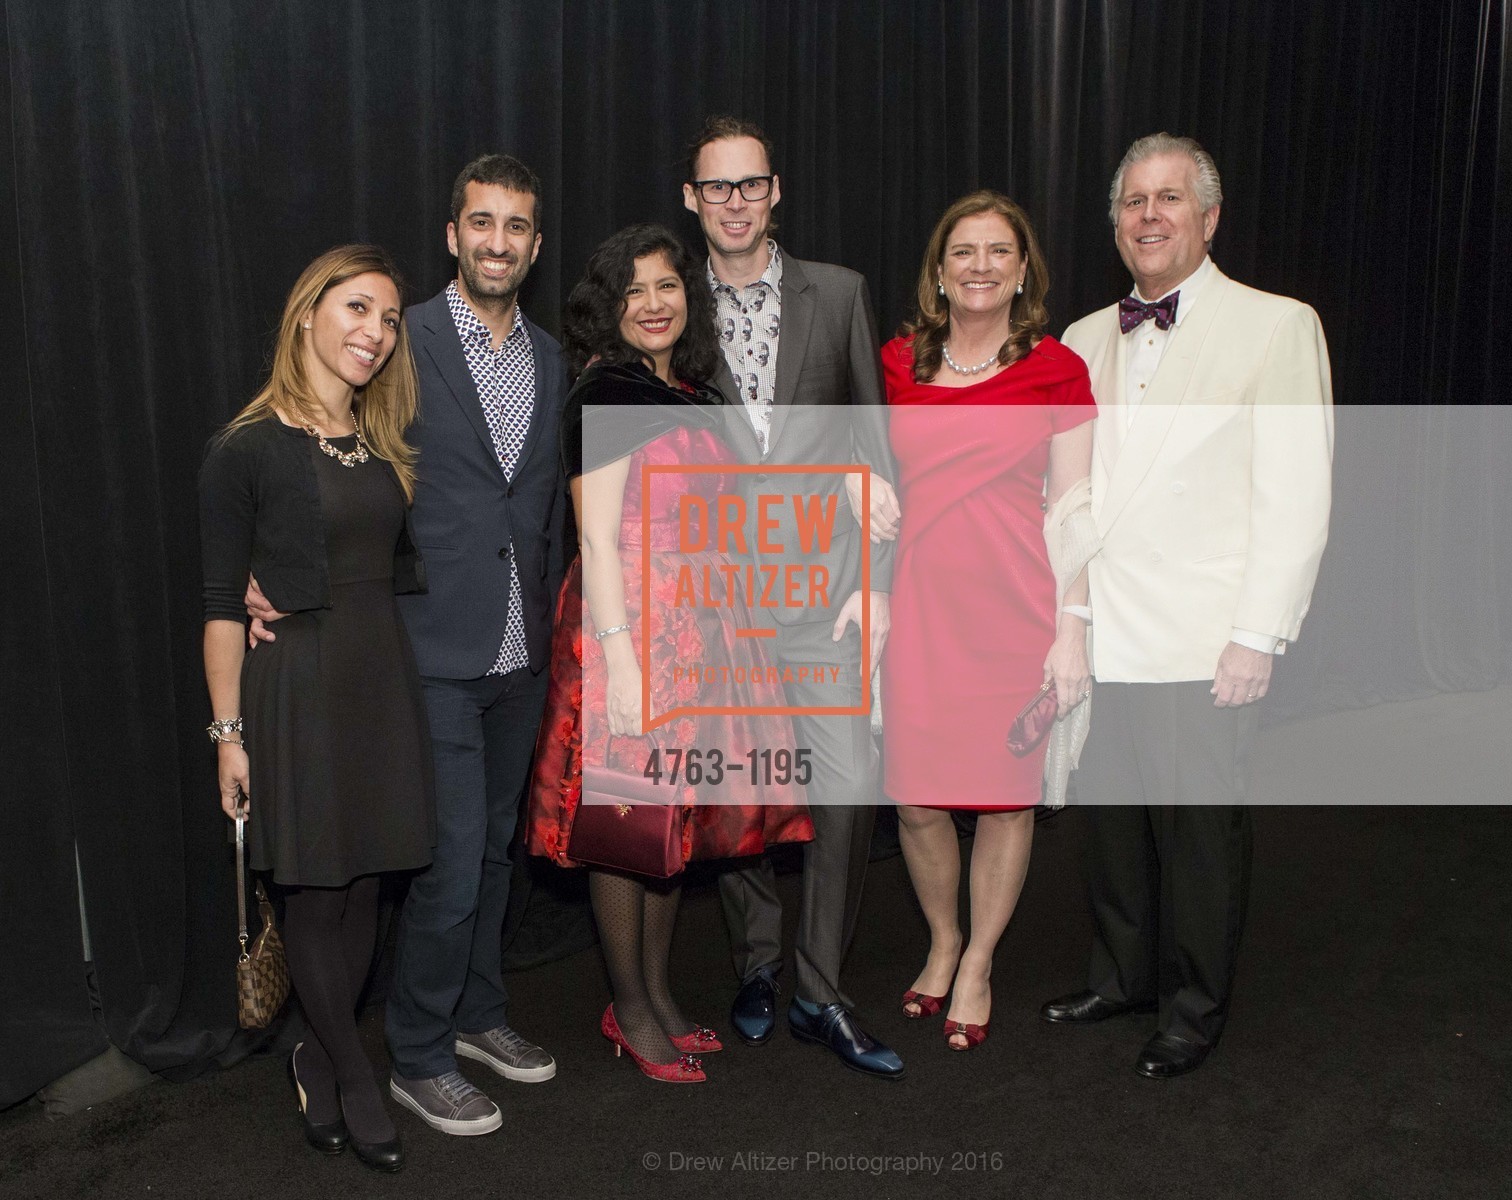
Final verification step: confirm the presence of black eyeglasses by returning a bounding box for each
[690,175,774,204]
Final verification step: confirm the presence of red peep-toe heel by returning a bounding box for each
[901,989,946,1019]
[943,1019,990,1051]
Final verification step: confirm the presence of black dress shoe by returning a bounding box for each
[787,1000,904,1079]
[1134,1032,1211,1079]
[1039,989,1158,1024]
[731,971,778,1045]
[288,1044,348,1155]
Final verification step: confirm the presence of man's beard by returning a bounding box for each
[459,252,529,308]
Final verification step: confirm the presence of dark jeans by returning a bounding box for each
[385,666,549,1079]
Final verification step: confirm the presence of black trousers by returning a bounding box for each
[1077,681,1257,1049]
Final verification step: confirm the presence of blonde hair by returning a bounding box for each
[900,191,1050,384]
[223,244,419,501]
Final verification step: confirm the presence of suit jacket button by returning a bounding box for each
[498,547,510,560]
[1170,481,1186,494]
[506,484,515,498]
[1150,550,1163,563]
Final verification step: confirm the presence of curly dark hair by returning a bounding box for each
[562,224,720,383]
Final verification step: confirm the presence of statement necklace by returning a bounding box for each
[305,413,371,467]
[941,343,1000,375]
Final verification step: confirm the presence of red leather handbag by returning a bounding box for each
[1006,681,1059,757]
[568,737,688,878]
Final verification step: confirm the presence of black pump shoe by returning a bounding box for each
[289,1044,348,1155]
[341,1095,404,1173]
[349,1132,405,1173]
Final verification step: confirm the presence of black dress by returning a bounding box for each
[240,431,435,886]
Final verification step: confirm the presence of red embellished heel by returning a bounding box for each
[670,1025,723,1054]
[602,1004,706,1083]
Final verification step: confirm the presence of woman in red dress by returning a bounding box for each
[526,225,811,1083]
[881,192,1095,1049]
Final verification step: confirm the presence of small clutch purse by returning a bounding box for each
[568,737,689,879]
[1006,681,1059,757]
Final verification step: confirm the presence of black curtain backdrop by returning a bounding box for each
[3,0,1509,1104]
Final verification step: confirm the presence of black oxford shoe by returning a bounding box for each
[1134,1032,1211,1079]
[730,971,778,1045]
[1040,989,1158,1024]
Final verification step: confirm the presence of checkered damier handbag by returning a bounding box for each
[234,814,289,1029]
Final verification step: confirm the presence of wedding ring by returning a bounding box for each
[1079,690,1090,702]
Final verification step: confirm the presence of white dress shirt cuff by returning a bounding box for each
[1232,628,1283,655]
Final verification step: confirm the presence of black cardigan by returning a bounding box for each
[199,417,424,623]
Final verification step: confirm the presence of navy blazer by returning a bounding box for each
[396,287,570,679]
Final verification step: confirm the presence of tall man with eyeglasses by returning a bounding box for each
[681,115,905,1079]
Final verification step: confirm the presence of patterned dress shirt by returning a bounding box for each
[446,280,534,675]
[709,240,783,454]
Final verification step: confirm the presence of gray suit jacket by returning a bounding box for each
[708,252,898,635]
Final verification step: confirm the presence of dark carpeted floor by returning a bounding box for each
[4,800,1509,1200]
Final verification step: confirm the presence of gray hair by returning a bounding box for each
[1107,133,1223,224]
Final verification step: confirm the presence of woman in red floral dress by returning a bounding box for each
[526,225,810,1083]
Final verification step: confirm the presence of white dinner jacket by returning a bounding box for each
[1062,267,1334,682]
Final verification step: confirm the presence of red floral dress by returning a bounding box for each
[526,423,813,867]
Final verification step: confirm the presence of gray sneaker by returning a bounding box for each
[388,1070,502,1136]
[455,1025,558,1083]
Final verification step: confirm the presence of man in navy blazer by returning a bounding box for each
[382,155,568,1135]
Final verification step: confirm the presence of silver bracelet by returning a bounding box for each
[594,623,631,641]
[206,717,243,743]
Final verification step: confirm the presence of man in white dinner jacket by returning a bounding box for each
[1042,132,1334,1078]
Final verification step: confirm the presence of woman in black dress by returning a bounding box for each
[200,245,434,1171]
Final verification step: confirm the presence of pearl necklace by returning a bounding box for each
[941,343,1000,375]
[305,414,371,467]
